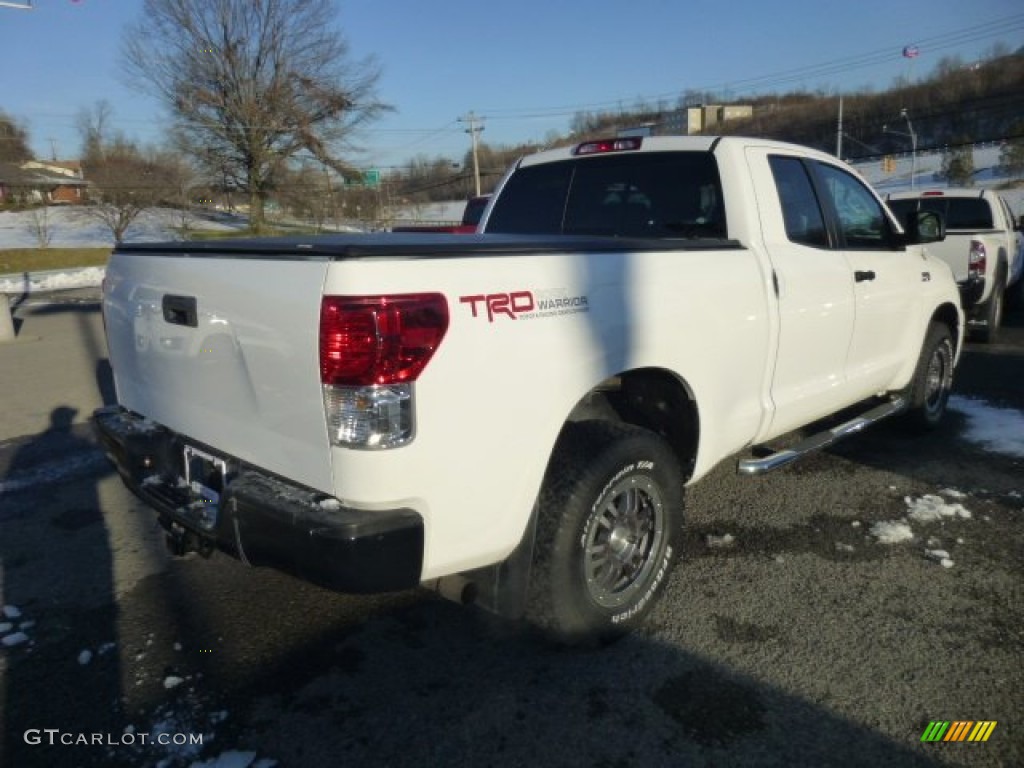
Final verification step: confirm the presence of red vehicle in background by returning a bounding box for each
[392,194,491,234]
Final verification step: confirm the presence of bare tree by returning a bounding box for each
[86,139,176,242]
[77,100,114,166]
[26,206,53,249]
[122,0,388,232]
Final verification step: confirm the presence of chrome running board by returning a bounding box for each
[738,397,907,476]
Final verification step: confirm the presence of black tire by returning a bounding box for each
[973,273,1004,344]
[903,322,954,432]
[527,420,684,644]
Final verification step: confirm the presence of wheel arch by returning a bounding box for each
[563,367,701,483]
[930,301,962,356]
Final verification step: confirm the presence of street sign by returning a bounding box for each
[344,169,380,188]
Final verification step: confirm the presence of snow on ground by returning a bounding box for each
[949,395,1024,458]
[0,266,105,293]
[0,206,246,250]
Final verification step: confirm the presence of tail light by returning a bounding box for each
[968,239,987,280]
[320,294,448,449]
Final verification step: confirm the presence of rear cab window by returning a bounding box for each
[888,196,994,231]
[486,152,727,239]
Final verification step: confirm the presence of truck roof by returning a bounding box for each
[887,188,998,200]
[515,135,844,168]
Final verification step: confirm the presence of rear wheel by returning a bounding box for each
[527,421,684,644]
[903,322,954,432]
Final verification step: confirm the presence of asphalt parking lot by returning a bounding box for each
[0,291,1021,768]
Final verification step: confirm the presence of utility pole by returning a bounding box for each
[48,137,58,162]
[835,95,843,159]
[459,112,485,197]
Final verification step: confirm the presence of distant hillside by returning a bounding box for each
[391,49,1024,203]
[572,50,1024,160]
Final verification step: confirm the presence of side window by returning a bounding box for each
[768,155,829,248]
[815,163,892,249]
[485,162,573,234]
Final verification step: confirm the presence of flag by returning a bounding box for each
[903,45,920,59]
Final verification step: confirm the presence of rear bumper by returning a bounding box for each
[93,405,423,593]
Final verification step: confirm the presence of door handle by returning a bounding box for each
[854,270,876,283]
[162,294,198,327]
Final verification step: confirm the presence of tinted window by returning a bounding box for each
[485,163,572,234]
[816,163,892,249]
[769,156,829,248]
[945,199,993,229]
[486,152,726,239]
[887,196,993,230]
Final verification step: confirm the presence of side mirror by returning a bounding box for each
[902,209,945,245]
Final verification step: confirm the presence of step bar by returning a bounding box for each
[737,397,907,476]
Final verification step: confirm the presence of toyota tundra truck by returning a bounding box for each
[887,187,1023,342]
[95,136,961,643]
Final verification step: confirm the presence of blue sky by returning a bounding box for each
[1,0,1021,172]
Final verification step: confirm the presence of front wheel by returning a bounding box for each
[527,421,684,644]
[903,322,955,432]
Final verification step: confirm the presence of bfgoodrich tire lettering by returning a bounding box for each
[528,421,684,643]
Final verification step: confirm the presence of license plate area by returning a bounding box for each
[182,445,228,530]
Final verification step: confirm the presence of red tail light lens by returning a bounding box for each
[320,294,449,386]
[968,239,987,279]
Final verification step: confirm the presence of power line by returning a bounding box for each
[477,13,1024,121]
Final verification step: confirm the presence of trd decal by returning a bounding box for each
[459,290,590,323]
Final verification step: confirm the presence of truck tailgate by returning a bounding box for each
[102,251,333,493]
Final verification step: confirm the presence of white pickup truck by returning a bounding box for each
[887,188,1024,342]
[95,136,962,643]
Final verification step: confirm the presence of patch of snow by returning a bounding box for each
[1,632,29,647]
[77,649,93,665]
[835,542,855,553]
[949,396,1024,458]
[925,549,951,561]
[98,641,116,655]
[2,605,22,620]
[163,675,185,690]
[940,558,955,569]
[850,520,861,528]
[870,521,914,544]
[0,206,245,251]
[0,266,105,293]
[939,488,967,499]
[318,497,342,511]
[0,622,11,633]
[706,533,735,548]
[19,620,35,630]
[905,494,971,522]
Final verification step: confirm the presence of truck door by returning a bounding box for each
[745,148,857,437]
[811,162,923,394]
